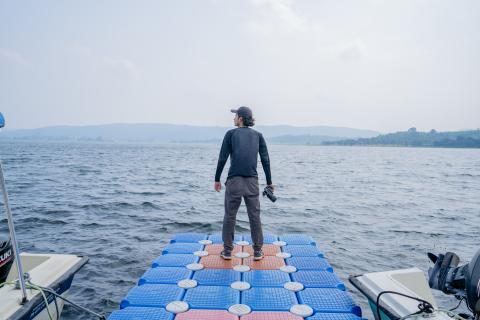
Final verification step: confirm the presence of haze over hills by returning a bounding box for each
[0,123,379,143]
[325,128,480,148]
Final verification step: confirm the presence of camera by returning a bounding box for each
[262,186,277,202]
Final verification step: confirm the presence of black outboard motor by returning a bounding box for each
[0,237,14,284]
[428,248,480,317]
[465,249,480,316]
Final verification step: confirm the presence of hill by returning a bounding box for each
[324,128,480,148]
[0,123,378,143]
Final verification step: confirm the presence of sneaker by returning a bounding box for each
[220,250,232,260]
[253,250,264,261]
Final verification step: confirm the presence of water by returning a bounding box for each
[1,140,479,319]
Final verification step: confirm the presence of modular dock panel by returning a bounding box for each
[183,285,240,309]
[171,233,207,243]
[139,267,193,285]
[244,244,281,256]
[193,269,240,286]
[283,245,324,257]
[109,233,362,320]
[291,271,345,290]
[151,254,198,268]
[286,257,333,271]
[242,287,297,311]
[109,307,173,320]
[244,233,279,244]
[208,233,242,243]
[243,270,291,287]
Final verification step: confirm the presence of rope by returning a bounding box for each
[375,290,434,320]
[1,279,105,320]
[28,281,106,320]
[26,282,55,320]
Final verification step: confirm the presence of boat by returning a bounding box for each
[0,252,88,320]
[349,250,480,320]
[0,112,92,320]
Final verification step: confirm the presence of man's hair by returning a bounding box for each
[242,116,255,127]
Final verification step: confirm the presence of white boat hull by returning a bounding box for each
[350,268,465,320]
[0,253,88,320]
[24,290,68,320]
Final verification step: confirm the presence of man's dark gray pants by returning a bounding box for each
[222,176,263,252]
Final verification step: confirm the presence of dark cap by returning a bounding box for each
[230,106,252,119]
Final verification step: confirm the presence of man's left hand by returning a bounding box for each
[214,181,222,192]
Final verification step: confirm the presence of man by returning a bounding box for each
[214,106,273,261]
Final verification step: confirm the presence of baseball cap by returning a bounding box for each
[230,106,253,119]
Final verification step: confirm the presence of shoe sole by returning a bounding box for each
[253,256,264,261]
[221,255,232,260]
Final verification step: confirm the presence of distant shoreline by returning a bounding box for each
[1,125,479,148]
[324,128,480,149]
[1,137,480,149]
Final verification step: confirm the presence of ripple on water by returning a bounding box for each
[0,141,479,319]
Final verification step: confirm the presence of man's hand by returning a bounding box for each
[268,184,275,192]
[214,181,222,192]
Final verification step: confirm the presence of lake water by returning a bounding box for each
[1,140,479,318]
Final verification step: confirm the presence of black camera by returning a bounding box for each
[262,186,277,202]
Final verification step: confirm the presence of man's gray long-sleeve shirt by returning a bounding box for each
[215,127,272,185]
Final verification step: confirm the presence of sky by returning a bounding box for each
[0,0,479,132]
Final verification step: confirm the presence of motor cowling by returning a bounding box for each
[428,249,480,316]
[0,238,14,284]
[465,248,480,315]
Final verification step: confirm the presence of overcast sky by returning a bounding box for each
[1,0,479,132]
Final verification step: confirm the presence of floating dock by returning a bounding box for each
[109,233,363,320]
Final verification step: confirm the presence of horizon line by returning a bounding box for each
[3,121,478,134]
[4,122,381,132]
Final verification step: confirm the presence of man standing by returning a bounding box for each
[214,106,273,261]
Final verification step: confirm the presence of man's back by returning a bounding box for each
[215,127,271,184]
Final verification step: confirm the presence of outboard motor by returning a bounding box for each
[0,237,14,284]
[428,248,480,317]
[465,249,480,316]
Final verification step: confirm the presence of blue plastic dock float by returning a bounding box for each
[242,287,297,311]
[286,257,334,272]
[192,268,240,286]
[208,233,242,243]
[244,233,279,244]
[170,233,207,243]
[138,267,193,285]
[243,270,291,287]
[291,271,345,290]
[109,233,362,320]
[283,245,324,257]
[151,254,198,268]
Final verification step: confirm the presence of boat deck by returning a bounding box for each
[109,233,363,320]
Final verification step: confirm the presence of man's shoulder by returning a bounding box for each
[243,127,262,135]
[228,127,263,137]
[248,128,263,138]
[225,128,236,135]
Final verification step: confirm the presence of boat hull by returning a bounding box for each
[350,268,458,320]
[1,253,88,320]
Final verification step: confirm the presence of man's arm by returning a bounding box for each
[259,134,272,186]
[214,131,231,184]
